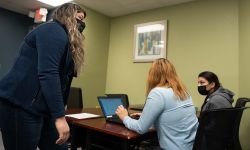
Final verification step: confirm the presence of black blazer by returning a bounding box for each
[0,20,74,119]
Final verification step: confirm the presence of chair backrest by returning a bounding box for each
[235,97,250,108]
[233,97,250,149]
[193,107,249,150]
[67,87,83,109]
[105,94,129,108]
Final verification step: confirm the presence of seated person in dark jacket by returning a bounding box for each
[197,71,234,112]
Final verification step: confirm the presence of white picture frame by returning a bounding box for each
[133,20,167,62]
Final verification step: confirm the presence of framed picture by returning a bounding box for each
[133,20,167,62]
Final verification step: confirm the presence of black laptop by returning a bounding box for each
[130,104,144,111]
[97,96,125,124]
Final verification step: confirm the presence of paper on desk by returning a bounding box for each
[66,113,100,119]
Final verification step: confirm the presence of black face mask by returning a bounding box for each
[198,85,209,95]
[76,19,85,33]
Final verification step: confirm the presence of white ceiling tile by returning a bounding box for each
[0,0,196,17]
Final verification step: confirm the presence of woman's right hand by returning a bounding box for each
[115,105,129,121]
[55,117,70,145]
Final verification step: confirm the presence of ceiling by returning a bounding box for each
[0,0,195,17]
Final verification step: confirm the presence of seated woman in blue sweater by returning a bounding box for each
[116,58,198,150]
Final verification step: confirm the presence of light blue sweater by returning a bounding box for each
[123,87,198,150]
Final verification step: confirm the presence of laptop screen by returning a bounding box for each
[98,97,123,117]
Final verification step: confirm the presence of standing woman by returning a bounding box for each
[197,71,234,112]
[116,58,198,150]
[0,3,86,150]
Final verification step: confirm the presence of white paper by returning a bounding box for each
[66,113,100,119]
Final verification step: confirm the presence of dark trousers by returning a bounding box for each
[0,100,67,150]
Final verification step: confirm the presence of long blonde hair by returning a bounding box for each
[146,58,189,100]
[52,3,86,75]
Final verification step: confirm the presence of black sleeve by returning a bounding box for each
[36,23,68,119]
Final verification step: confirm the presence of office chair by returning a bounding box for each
[193,107,249,150]
[67,87,83,109]
[233,97,250,150]
[105,94,129,108]
[66,87,85,150]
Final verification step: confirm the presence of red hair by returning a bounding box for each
[146,58,189,100]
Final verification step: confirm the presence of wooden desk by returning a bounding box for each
[66,108,157,150]
[66,108,102,150]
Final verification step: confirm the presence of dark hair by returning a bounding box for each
[198,71,221,90]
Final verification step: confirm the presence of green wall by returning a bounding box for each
[75,0,250,148]
[106,0,239,109]
[71,7,110,107]
[239,0,250,149]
